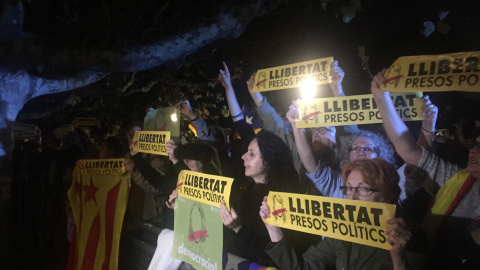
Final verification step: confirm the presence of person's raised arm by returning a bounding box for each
[219,61,243,122]
[371,69,422,166]
[416,95,439,149]
[176,100,216,141]
[330,60,359,134]
[246,73,265,107]
[219,61,255,147]
[328,60,346,97]
[286,100,318,174]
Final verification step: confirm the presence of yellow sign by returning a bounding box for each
[264,191,396,250]
[382,51,480,92]
[175,170,234,210]
[132,131,170,156]
[296,93,423,128]
[76,159,126,175]
[252,57,333,92]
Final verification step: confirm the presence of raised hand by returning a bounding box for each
[166,140,178,164]
[219,61,232,89]
[329,60,345,96]
[286,100,300,127]
[165,189,178,209]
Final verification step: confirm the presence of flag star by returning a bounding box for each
[246,116,253,124]
[83,177,99,204]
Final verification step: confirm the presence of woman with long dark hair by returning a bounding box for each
[217,61,316,266]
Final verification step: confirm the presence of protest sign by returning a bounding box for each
[295,93,423,128]
[381,51,480,92]
[171,196,222,270]
[13,122,41,140]
[176,170,234,210]
[144,106,181,139]
[252,57,333,92]
[132,131,170,156]
[67,159,129,270]
[263,191,396,250]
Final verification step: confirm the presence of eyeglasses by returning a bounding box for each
[349,146,377,153]
[340,186,380,197]
[312,127,334,135]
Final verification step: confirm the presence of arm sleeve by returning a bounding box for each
[305,164,345,199]
[410,147,462,188]
[266,237,336,270]
[256,98,301,171]
[191,116,216,141]
[131,154,171,195]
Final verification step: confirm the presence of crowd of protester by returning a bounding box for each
[8,59,480,270]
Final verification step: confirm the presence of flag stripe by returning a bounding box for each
[102,180,122,270]
[81,214,101,270]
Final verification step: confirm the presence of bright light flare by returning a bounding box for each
[300,78,317,101]
[171,113,178,122]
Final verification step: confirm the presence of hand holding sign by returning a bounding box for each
[220,201,242,233]
[329,60,345,97]
[166,189,178,209]
[371,68,389,97]
[176,100,197,121]
[420,95,438,130]
[286,100,300,128]
[166,140,178,164]
[246,72,265,107]
[386,217,413,268]
[246,73,256,93]
[259,196,284,242]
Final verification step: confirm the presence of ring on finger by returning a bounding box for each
[395,231,400,237]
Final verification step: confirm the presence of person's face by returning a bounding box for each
[184,159,200,172]
[241,139,266,183]
[466,135,480,178]
[344,170,383,202]
[349,137,378,161]
[311,127,336,147]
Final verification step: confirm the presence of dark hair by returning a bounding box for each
[342,158,400,204]
[175,142,222,175]
[255,131,300,193]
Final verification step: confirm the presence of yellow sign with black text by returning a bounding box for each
[132,131,170,156]
[264,191,396,250]
[252,57,333,92]
[76,159,126,175]
[175,170,234,210]
[295,93,423,128]
[382,51,480,92]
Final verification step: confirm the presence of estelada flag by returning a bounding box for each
[67,159,129,270]
[233,106,262,139]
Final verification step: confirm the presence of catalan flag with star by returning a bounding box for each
[67,159,129,270]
